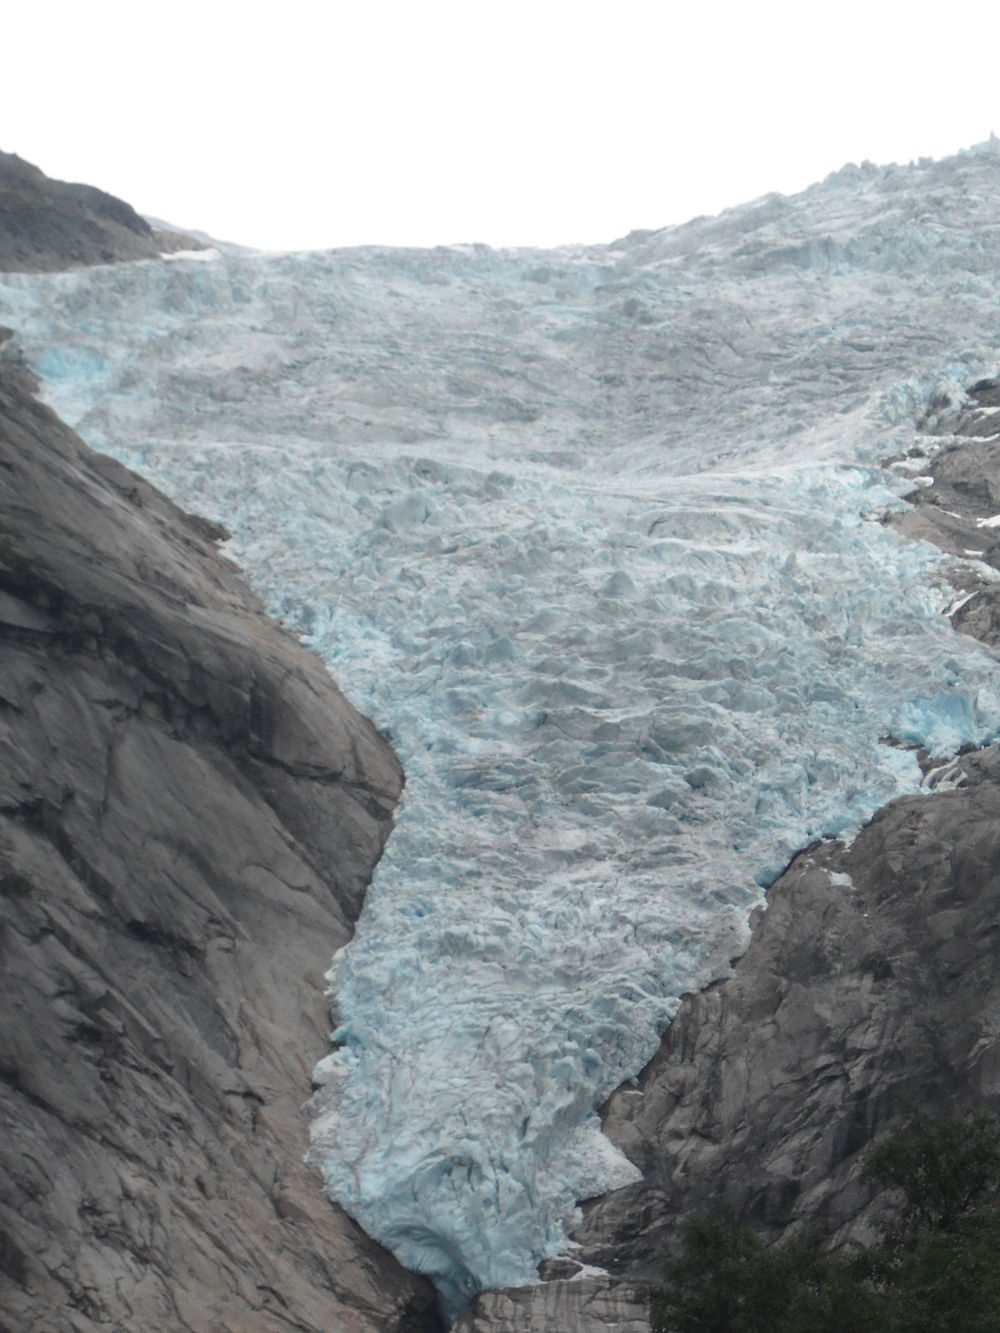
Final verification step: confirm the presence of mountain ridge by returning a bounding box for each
[0,150,205,271]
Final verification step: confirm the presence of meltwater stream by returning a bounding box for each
[4,142,1000,1318]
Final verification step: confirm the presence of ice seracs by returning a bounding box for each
[3,141,1000,1318]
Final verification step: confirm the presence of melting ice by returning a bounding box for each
[4,140,1000,1319]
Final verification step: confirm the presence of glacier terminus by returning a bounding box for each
[3,140,1000,1318]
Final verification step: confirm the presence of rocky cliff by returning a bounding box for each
[0,259,440,1332]
[454,385,1000,1330]
[0,151,202,271]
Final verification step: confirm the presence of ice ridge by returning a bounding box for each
[3,144,1000,1319]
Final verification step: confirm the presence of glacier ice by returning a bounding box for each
[4,142,1000,1319]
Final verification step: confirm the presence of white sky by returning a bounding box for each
[4,0,999,252]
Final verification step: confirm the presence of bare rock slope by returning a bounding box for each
[0,351,440,1329]
[457,743,1000,1331]
[575,745,1000,1275]
[0,151,201,271]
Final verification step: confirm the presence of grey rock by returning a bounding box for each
[452,1276,648,1333]
[0,151,203,272]
[576,745,1000,1279]
[888,376,1000,646]
[458,741,1000,1333]
[0,357,440,1330]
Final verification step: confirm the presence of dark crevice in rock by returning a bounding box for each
[0,1228,28,1287]
[123,918,203,957]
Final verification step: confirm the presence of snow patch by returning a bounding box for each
[946,591,978,615]
[827,871,855,889]
[161,246,221,262]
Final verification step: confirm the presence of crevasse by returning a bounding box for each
[3,140,1000,1320]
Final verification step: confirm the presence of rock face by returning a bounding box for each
[0,352,441,1329]
[576,744,1000,1279]
[458,383,1000,1331]
[0,151,201,271]
[890,377,1000,650]
[454,742,1000,1330]
[453,1274,649,1333]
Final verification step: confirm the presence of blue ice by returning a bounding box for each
[3,139,1000,1321]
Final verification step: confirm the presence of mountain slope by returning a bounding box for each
[0,348,440,1331]
[0,150,201,271]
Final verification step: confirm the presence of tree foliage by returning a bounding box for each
[648,1210,876,1333]
[863,1108,1000,1236]
[649,1109,1000,1333]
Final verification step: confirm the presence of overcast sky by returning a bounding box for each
[4,1,999,252]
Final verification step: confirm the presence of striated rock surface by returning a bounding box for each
[0,352,441,1329]
[0,151,201,272]
[453,1273,648,1332]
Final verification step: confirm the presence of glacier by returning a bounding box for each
[3,140,1000,1319]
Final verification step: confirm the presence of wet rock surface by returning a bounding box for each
[0,151,202,271]
[0,356,440,1329]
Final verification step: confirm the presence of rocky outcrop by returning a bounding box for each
[890,376,1000,649]
[453,1273,648,1332]
[0,151,202,271]
[457,381,1000,1331]
[0,352,441,1329]
[575,743,1000,1278]
[450,740,1000,1330]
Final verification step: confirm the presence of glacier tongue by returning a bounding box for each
[4,142,1000,1318]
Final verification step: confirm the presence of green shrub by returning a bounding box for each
[649,1211,876,1333]
[863,1108,1000,1238]
[649,1109,1000,1333]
